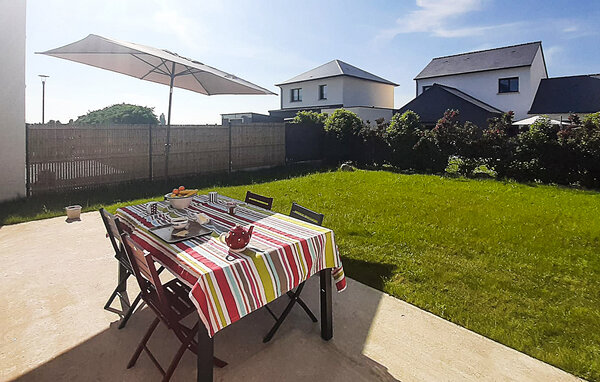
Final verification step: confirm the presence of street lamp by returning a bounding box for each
[39,75,49,124]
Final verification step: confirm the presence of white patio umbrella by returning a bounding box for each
[37,34,275,177]
[512,115,565,126]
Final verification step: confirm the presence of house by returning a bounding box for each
[397,84,503,128]
[528,74,600,121]
[221,112,278,125]
[402,42,548,124]
[269,59,398,123]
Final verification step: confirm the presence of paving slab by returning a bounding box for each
[0,212,581,381]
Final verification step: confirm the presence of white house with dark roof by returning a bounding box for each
[269,59,398,123]
[412,42,548,120]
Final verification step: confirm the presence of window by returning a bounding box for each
[319,84,327,100]
[422,85,433,93]
[499,77,519,93]
[290,88,302,102]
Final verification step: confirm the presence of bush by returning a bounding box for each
[322,109,365,163]
[413,110,481,172]
[428,110,480,158]
[445,156,497,178]
[358,118,389,165]
[324,109,363,141]
[385,110,422,168]
[513,116,562,182]
[313,106,600,188]
[291,110,327,125]
[480,112,516,178]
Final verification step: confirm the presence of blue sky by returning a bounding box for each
[26,0,600,124]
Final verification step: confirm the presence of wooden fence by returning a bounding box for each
[26,123,285,195]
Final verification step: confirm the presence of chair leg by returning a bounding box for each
[103,275,130,311]
[263,284,306,343]
[118,292,143,329]
[163,323,200,382]
[263,282,318,343]
[128,317,160,369]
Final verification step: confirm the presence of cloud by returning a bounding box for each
[377,0,520,40]
[544,45,564,63]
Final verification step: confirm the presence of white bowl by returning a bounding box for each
[65,205,82,220]
[165,194,193,209]
[170,216,189,230]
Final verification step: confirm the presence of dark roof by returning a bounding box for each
[415,42,543,80]
[397,84,503,128]
[528,74,600,114]
[276,60,398,86]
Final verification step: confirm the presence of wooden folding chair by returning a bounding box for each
[122,234,226,381]
[100,208,143,329]
[245,191,274,210]
[262,203,324,343]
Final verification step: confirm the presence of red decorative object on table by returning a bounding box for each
[224,224,253,250]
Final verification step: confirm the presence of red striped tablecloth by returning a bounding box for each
[116,195,346,337]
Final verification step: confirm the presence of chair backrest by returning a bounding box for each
[245,191,274,210]
[122,234,173,324]
[99,208,125,256]
[289,202,324,226]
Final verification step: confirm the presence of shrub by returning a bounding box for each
[358,118,389,165]
[320,109,365,163]
[445,156,496,178]
[429,110,480,158]
[291,110,327,125]
[323,109,363,141]
[414,110,481,172]
[512,116,562,182]
[480,111,516,178]
[385,111,422,168]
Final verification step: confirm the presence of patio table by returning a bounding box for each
[116,194,346,381]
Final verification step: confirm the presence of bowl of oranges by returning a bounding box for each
[165,186,198,209]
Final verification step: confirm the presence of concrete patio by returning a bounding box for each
[0,212,581,381]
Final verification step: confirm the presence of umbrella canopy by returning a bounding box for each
[512,115,565,126]
[37,34,275,177]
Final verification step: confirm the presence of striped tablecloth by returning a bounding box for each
[116,195,346,337]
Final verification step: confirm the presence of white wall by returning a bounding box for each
[278,76,395,110]
[321,106,394,124]
[342,77,395,109]
[279,77,344,109]
[0,0,26,201]
[416,47,547,120]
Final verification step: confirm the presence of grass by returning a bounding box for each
[2,168,599,380]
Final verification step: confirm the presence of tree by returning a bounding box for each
[75,103,159,125]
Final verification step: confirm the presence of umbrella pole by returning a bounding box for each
[165,63,176,179]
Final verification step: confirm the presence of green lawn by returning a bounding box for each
[2,169,599,380]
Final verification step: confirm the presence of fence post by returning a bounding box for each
[25,123,30,197]
[228,121,232,173]
[148,124,153,181]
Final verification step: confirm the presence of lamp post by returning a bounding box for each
[39,75,49,124]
